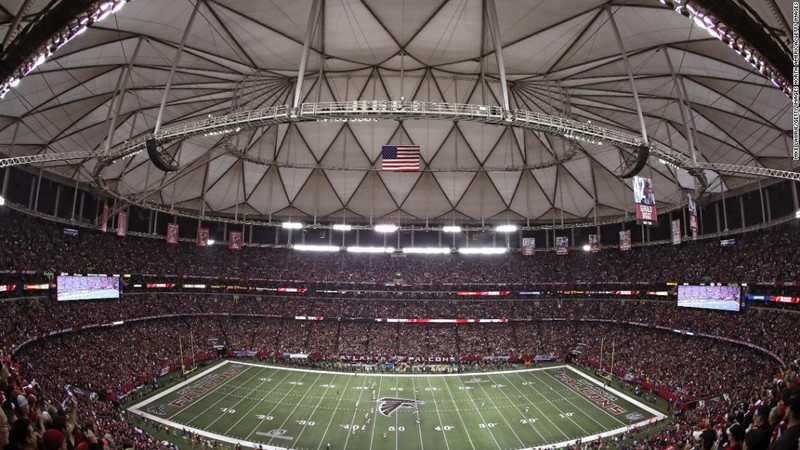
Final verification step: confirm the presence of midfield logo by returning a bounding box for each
[378,397,420,417]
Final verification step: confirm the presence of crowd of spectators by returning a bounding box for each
[0,293,796,449]
[1,208,799,449]
[2,209,800,285]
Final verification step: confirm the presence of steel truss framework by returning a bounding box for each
[0,100,797,229]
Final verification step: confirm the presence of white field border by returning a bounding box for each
[127,360,667,449]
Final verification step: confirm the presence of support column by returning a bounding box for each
[682,207,688,239]
[32,168,42,211]
[154,1,201,133]
[765,189,772,222]
[739,196,746,229]
[78,191,85,221]
[53,184,60,216]
[759,181,766,224]
[71,179,79,220]
[292,0,323,109]
[606,6,648,143]
[722,193,729,231]
[485,0,510,111]
[715,203,721,233]
[1,166,10,198]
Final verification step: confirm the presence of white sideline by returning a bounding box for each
[127,360,668,449]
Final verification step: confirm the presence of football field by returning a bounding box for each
[129,361,665,449]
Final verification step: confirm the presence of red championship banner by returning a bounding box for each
[228,231,243,250]
[196,228,209,247]
[166,223,179,244]
[521,237,535,256]
[671,219,682,245]
[589,234,600,252]
[116,211,127,237]
[100,203,108,232]
[620,230,631,251]
[555,236,569,255]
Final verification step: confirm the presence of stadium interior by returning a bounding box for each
[0,0,798,449]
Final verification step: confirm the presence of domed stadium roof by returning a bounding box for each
[0,0,793,226]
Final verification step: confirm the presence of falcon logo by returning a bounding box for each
[147,405,166,416]
[378,397,420,417]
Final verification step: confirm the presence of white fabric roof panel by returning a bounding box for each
[0,0,790,226]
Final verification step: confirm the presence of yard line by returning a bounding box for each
[293,374,337,445]
[440,376,478,450]
[499,372,571,441]
[422,377,451,450]
[472,377,528,447]
[341,375,369,449]
[315,374,354,450]
[540,370,628,428]
[395,378,400,450]
[454,377,503,449]
[243,371,311,442]
[484,372,549,445]
[221,368,295,435]
[368,376,382,450]
[201,368,283,432]
[262,372,324,447]
[175,366,266,427]
[510,371,591,436]
[410,378,424,450]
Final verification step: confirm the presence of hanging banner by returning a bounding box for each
[671,219,682,245]
[100,203,108,232]
[116,211,127,237]
[166,223,179,244]
[688,193,698,239]
[555,236,569,255]
[196,228,209,247]
[632,176,657,226]
[228,231,243,250]
[589,234,600,252]
[620,230,631,251]
[521,237,535,256]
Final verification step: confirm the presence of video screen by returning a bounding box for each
[57,275,120,301]
[677,285,741,312]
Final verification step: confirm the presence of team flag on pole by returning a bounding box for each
[381,145,420,172]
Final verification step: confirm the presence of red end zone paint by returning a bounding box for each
[169,365,248,408]
[555,372,627,415]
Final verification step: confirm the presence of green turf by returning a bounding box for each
[128,361,664,450]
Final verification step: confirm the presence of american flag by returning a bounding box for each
[381,145,420,172]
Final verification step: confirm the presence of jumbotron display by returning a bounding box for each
[677,285,741,312]
[56,275,120,301]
